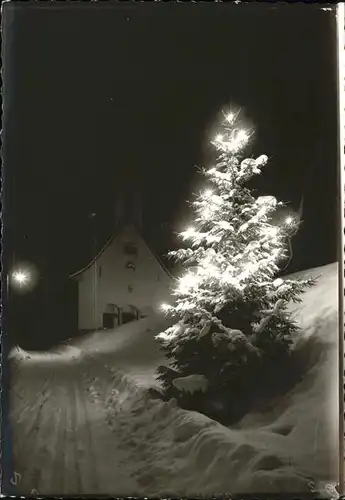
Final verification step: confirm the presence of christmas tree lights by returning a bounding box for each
[156,110,316,424]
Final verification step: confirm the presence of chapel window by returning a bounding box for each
[123,242,138,256]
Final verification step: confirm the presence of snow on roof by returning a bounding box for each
[69,224,175,280]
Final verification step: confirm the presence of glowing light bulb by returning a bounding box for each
[285,216,294,226]
[182,227,196,239]
[225,112,235,123]
[226,141,237,152]
[237,130,249,142]
[178,272,200,292]
[12,271,29,284]
[161,303,172,312]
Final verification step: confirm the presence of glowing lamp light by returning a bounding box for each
[285,215,294,226]
[8,262,39,293]
[182,226,197,239]
[225,112,235,123]
[236,129,249,142]
[12,271,29,285]
[178,272,200,292]
[226,142,237,153]
[161,303,172,312]
[204,189,213,198]
[215,134,223,142]
[266,226,279,236]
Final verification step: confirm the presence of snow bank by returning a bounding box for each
[83,365,315,496]
[9,344,83,364]
[9,313,172,368]
[75,313,174,388]
[71,314,170,357]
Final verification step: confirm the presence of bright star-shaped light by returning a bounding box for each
[12,271,29,284]
[177,272,201,293]
[9,262,38,293]
[225,112,235,123]
[204,189,213,198]
[181,227,197,239]
[236,129,249,142]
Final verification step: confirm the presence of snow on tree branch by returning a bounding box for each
[172,374,209,394]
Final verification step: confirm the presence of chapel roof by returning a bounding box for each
[69,224,174,280]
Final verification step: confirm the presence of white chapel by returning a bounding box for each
[71,222,174,332]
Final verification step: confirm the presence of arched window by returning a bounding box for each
[103,303,120,329]
[121,304,139,324]
[105,303,118,314]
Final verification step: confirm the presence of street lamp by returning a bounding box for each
[7,263,38,294]
[9,269,30,292]
[12,271,29,286]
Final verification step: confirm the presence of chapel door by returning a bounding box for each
[121,305,139,325]
[103,313,115,329]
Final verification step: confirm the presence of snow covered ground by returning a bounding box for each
[9,262,340,496]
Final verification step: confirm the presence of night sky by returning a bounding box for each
[3,3,338,348]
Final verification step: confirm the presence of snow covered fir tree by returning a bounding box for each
[155,111,316,425]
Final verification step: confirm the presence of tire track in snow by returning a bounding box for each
[80,365,141,495]
[24,370,62,493]
[92,365,195,496]
[33,397,65,494]
[46,385,68,494]
[73,374,99,493]
[11,371,52,425]
[12,358,151,496]
[13,371,58,495]
[69,370,86,494]
[78,366,137,495]
[77,374,102,491]
[64,368,81,494]
[13,371,56,465]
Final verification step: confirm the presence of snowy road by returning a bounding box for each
[10,357,142,496]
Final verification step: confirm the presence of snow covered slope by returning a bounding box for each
[9,263,340,496]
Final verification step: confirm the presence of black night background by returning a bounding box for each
[3,3,338,350]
